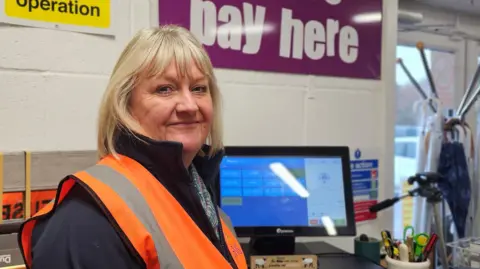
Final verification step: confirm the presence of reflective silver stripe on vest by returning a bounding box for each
[218,208,237,238]
[84,164,183,268]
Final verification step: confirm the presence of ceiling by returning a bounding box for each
[415,0,480,15]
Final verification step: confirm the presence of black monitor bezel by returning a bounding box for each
[216,146,356,238]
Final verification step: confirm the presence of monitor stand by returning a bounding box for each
[248,236,296,256]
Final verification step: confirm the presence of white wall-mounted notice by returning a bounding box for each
[350,147,380,222]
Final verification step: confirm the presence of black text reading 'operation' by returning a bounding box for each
[15,0,101,17]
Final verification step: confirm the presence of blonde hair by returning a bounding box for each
[97,25,223,159]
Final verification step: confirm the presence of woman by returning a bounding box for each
[17,25,248,269]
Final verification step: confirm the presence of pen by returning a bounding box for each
[393,246,399,259]
[384,230,393,240]
[381,230,394,258]
[419,233,438,262]
[406,236,414,262]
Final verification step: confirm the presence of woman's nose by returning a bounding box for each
[176,90,199,114]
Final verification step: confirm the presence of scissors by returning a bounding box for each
[403,225,430,256]
[413,233,430,256]
[403,225,415,242]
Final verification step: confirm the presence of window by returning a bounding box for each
[395,46,456,125]
[393,45,456,239]
[394,139,417,159]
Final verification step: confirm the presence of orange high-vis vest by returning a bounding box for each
[18,154,248,269]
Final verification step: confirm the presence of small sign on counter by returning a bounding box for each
[0,233,24,268]
[250,255,317,268]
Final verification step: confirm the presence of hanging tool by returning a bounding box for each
[459,84,480,119]
[396,58,437,113]
[458,61,480,117]
[416,42,439,99]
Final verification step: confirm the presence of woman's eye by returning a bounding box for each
[192,86,208,93]
[156,86,173,95]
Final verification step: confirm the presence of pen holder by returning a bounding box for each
[385,256,430,269]
[354,235,381,264]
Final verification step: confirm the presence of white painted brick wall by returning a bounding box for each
[0,0,398,252]
[0,1,149,151]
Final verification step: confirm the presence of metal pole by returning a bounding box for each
[417,42,439,99]
[458,62,480,115]
[397,58,437,113]
[432,202,449,268]
[459,84,480,118]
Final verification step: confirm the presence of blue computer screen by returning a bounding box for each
[219,156,348,227]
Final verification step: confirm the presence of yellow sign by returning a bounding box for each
[5,0,110,28]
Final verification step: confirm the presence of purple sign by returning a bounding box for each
[159,0,383,80]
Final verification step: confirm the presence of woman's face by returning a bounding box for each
[130,60,213,158]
